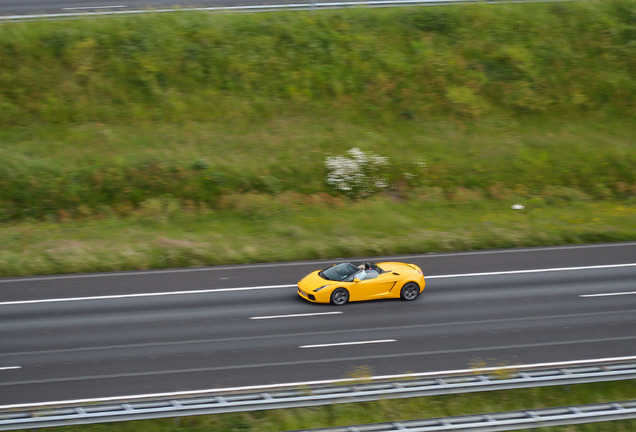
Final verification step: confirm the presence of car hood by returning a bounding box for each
[298,270,332,291]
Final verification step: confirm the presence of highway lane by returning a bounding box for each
[0,1,228,16]
[1,242,635,406]
[0,0,309,16]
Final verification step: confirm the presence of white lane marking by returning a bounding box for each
[581,291,636,298]
[2,263,635,306]
[0,366,21,371]
[2,243,634,283]
[300,339,396,349]
[0,285,296,306]
[62,5,126,10]
[3,354,636,410]
[425,263,636,279]
[251,312,342,320]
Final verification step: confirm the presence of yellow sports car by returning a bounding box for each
[297,261,425,305]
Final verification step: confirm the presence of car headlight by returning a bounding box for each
[314,285,329,292]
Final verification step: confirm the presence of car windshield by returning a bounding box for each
[319,262,359,282]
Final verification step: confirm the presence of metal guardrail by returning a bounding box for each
[297,400,636,431]
[1,361,635,430]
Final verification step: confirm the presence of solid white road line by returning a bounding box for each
[300,339,396,348]
[0,285,296,306]
[580,291,636,298]
[425,263,636,279]
[3,354,636,410]
[2,263,634,306]
[251,312,342,320]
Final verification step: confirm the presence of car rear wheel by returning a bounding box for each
[330,288,349,305]
[400,282,420,301]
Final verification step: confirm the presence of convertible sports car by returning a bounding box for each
[297,261,425,305]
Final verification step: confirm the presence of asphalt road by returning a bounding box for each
[1,242,635,407]
[0,0,310,16]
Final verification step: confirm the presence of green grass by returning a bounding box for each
[1,1,635,126]
[0,1,635,221]
[16,380,636,431]
[0,117,635,221]
[1,197,634,277]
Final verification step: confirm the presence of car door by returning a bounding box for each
[349,271,399,301]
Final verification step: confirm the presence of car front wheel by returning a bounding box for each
[330,288,349,305]
[400,282,420,301]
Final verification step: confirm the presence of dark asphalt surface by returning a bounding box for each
[0,0,320,16]
[1,243,635,406]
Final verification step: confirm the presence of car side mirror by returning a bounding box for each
[353,278,361,283]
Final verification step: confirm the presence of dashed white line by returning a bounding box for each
[0,366,21,371]
[300,339,396,348]
[251,312,342,320]
[580,291,636,298]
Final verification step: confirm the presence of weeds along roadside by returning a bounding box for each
[1,197,634,277]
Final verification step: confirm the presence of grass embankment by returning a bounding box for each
[0,1,635,277]
[17,381,636,431]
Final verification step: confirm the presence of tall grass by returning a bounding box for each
[0,118,634,221]
[1,2,634,124]
[0,1,635,221]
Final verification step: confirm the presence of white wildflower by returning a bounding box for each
[325,147,390,198]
